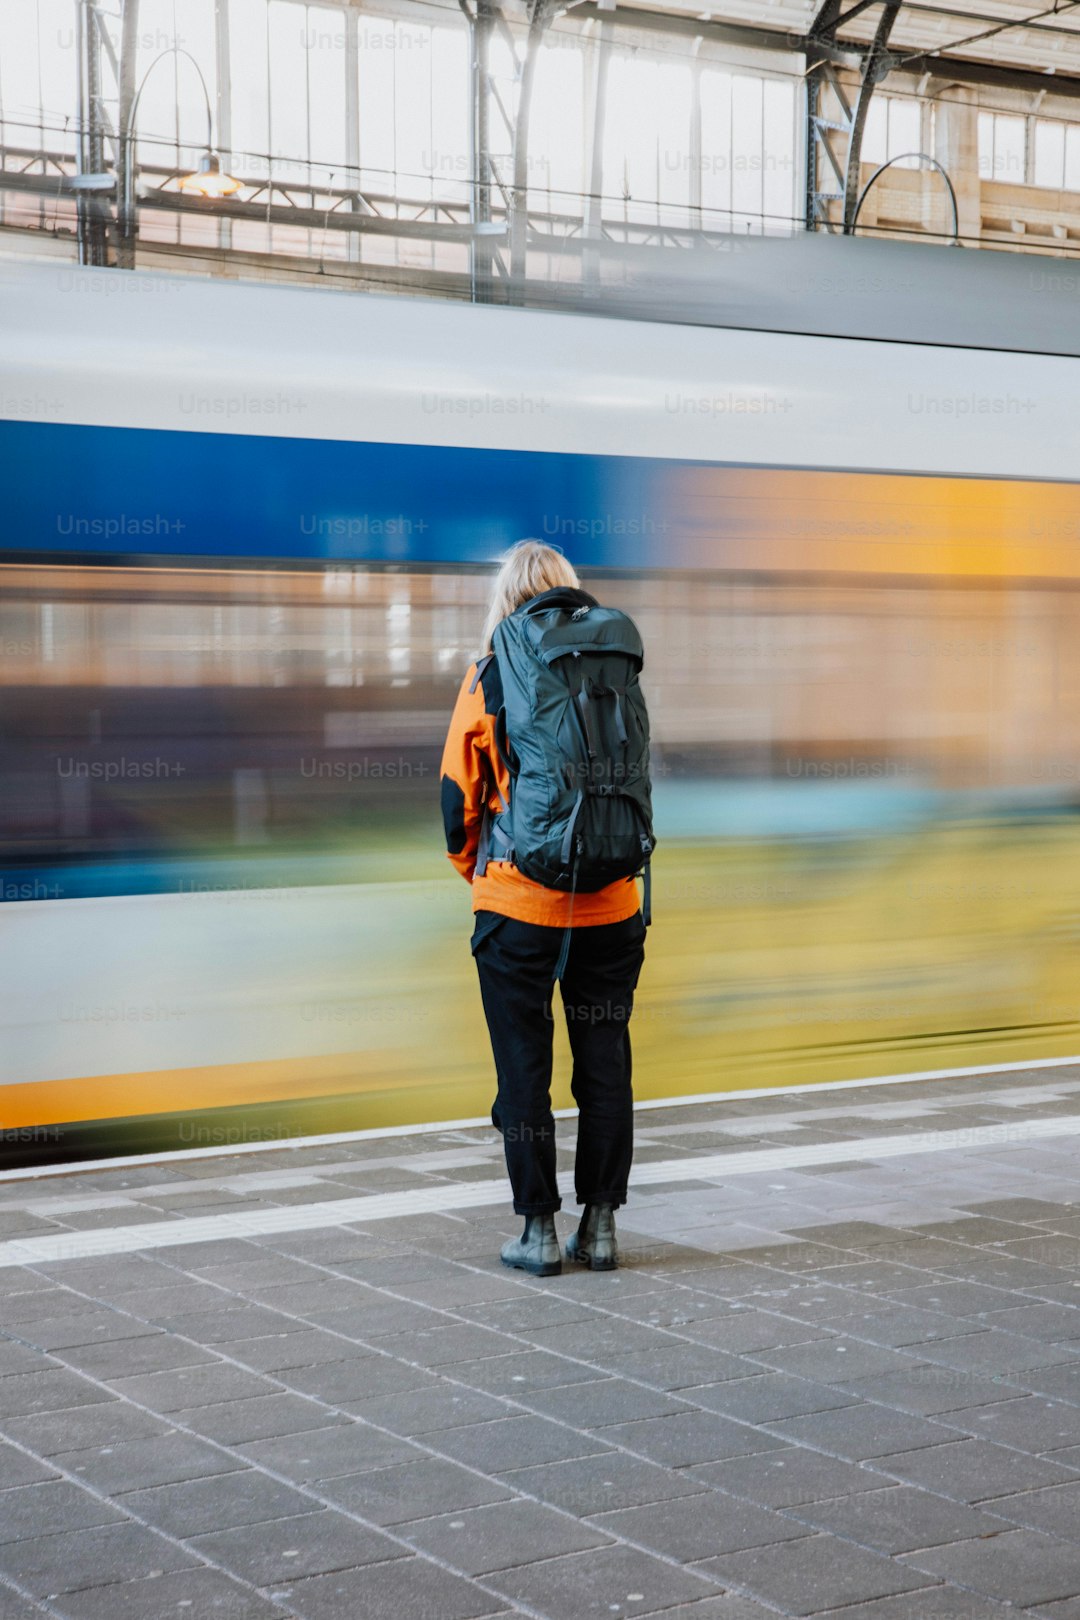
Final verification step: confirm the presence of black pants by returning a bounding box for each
[472,910,646,1216]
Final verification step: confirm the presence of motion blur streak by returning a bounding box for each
[3,260,1080,1168]
[5,548,1080,1167]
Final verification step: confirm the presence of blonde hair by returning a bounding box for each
[480,539,580,654]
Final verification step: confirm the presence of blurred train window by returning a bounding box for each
[1033,118,1080,190]
[977,111,1027,183]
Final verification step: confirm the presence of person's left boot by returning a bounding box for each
[566,1203,619,1270]
[500,1214,562,1277]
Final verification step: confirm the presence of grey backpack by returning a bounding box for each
[475,587,655,936]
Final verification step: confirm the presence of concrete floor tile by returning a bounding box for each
[190,1508,408,1584]
[486,1543,718,1617]
[0,1479,126,1544]
[504,1451,707,1513]
[763,1403,960,1461]
[592,1489,812,1560]
[597,1411,787,1468]
[899,1527,1080,1606]
[688,1446,891,1507]
[872,1437,1079,1502]
[793,1484,1012,1554]
[278,1556,507,1620]
[238,1422,423,1480]
[54,1433,240,1493]
[49,1566,287,1619]
[0,1522,199,1597]
[319,1456,514,1525]
[119,1467,320,1537]
[403,1498,611,1575]
[697,1530,932,1613]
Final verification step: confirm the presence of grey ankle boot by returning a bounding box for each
[566,1203,618,1270]
[500,1214,562,1278]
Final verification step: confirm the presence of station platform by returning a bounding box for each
[3,1066,1080,1619]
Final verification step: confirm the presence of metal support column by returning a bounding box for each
[804,0,901,233]
[509,0,558,287]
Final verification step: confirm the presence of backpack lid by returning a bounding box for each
[515,586,599,618]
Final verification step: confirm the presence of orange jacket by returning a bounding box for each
[440,658,642,927]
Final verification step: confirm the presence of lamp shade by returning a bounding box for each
[178,152,241,198]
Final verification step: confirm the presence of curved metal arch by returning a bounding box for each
[851,150,959,241]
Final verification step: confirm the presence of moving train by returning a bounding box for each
[4,242,1080,1169]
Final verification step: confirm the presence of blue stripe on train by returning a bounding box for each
[0,419,684,568]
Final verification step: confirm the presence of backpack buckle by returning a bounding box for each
[570,605,591,621]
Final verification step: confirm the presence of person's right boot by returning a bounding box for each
[566,1203,618,1270]
[500,1214,562,1277]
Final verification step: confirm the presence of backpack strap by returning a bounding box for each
[469,653,494,694]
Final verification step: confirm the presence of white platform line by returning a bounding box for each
[3,1111,1079,1271]
[2,1050,1078,1185]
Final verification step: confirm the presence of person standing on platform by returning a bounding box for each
[439,540,655,1276]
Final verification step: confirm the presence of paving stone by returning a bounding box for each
[216,1329,371,1372]
[305,1298,445,1339]
[0,1479,127,1544]
[599,1344,757,1391]
[886,1281,1028,1318]
[684,1375,856,1424]
[120,1467,320,1536]
[523,1377,692,1428]
[811,1589,1019,1619]
[487,1543,718,1616]
[899,1527,1080,1606]
[447,1349,609,1396]
[679,1311,838,1355]
[978,1480,1080,1541]
[47,1565,289,1619]
[279,1355,439,1404]
[872,1437,1079,1502]
[0,1370,115,1418]
[749,1339,930,1382]
[150,1305,302,1344]
[14,1314,161,1354]
[688,1446,891,1507]
[634,1598,812,1620]
[0,1586,51,1620]
[190,1508,407,1584]
[835,1365,1020,1416]
[55,1433,239,1492]
[0,1442,58,1489]
[0,1341,53,1376]
[1,1402,169,1457]
[595,1410,787,1468]
[58,1336,218,1380]
[505,1451,708,1513]
[278,1555,507,1620]
[792,1484,1013,1553]
[455,1292,596,1332]
[437,1414,611,1473]
[816,1306,980,1348]
[320,1456,514,1524]
[0,1522,199,1596]
[592,1489,812,1560]
[696,1530,933,1612]
[1021,1363,1080,1407]
[975,1303,1080,1341]
[106,1361,271,1412]
[344,1384,511,1435]
[170,1392,339,1444]
[940,1395,1080,1453]
[404,1498,611,1575]
[763,1403,959,1461]
[239,1422,422,1480]
[521,1316,687,1361]
[904,1331,1079,1376]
